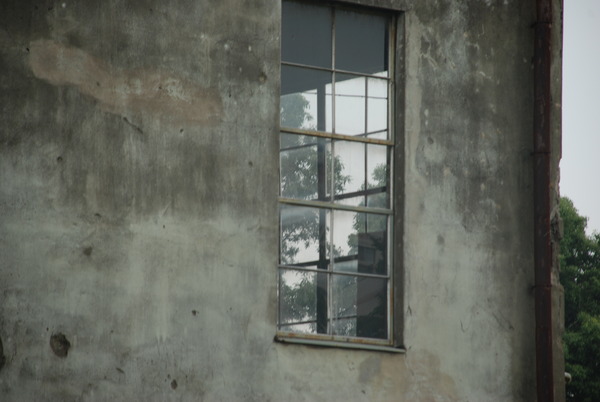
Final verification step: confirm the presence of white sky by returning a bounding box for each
[562,0,600,234]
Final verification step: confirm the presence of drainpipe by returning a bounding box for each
[533,0,554,400]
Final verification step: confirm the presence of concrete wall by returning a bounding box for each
[0,0,562,401]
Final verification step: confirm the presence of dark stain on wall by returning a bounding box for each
[0,337,6,372]
[83,246,93,256]
[49,333,71,358]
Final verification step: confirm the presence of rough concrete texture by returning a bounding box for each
[0,0,562,401]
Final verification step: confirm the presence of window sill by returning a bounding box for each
[275,334,406,354]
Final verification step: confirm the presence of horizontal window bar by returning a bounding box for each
[334,186,386,201]
[279,197,393,215]
[280,318,318,326]
[278,264,390,279]
[280,253,364,267]
[282,312,360,328]
[281,61,391,80]
[281,127,393,146]
[279,187,387,202]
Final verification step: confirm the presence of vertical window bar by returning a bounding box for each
[331,7,336,134]
[328,6,335,336]
[389,217,394,340]
[388,15,395,341]
[364,77,369,135]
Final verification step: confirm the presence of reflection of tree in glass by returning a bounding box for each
[340,164,388,339]
[347,163,388,254]
[280,93,349,264]
[280,93,349,328]
[280,273,318,333]
[280,96,389,335]
[281,93,313,129]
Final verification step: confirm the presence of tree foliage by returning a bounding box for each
[559,197,600,402]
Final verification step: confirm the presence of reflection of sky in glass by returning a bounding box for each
[293,74,388,137]
[335,141,365,205]
[299,75,389,206]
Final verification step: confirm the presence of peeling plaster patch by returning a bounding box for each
[29,39,222,126]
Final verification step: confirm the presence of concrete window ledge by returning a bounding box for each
[275,335,406,354]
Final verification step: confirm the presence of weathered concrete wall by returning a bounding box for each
[0,0,562,401]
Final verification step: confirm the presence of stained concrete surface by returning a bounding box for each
[0,0,562,400]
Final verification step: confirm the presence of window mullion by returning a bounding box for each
[331,14,336,135]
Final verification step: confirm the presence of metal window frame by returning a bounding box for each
[278,0,405,350]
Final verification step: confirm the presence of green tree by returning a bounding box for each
[559,197,600,401]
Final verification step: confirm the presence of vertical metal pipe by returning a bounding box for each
[533,0,554,400]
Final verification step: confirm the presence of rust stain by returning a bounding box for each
[29,39,222,125]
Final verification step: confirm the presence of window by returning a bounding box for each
[278,0,399,347]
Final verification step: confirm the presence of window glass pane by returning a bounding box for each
[367,77,388,134]
[279,269,318,334]
[356,276,388,339]
[335,9,388,75]
[357,225,387,275]
[366,144,389,209]
[333,140,365,206]
[280,134,331,201]
[280,205,330,268]
[332,210,358,272]
[282,1,331,68]
[281,65,332,131]
[332,275,357,336]
[332,210,387,275]
[332,275,387,339]
[334,73,366,135]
